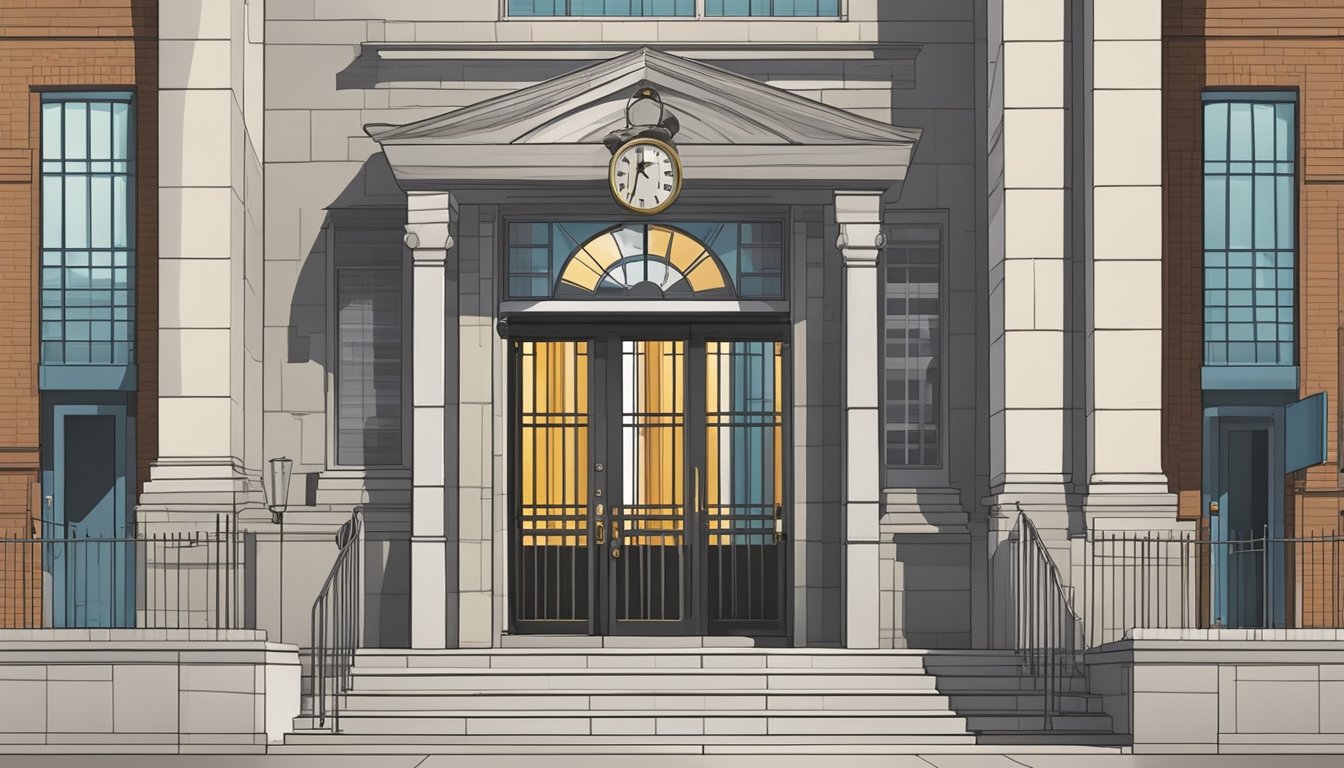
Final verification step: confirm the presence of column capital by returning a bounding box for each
[405,191,458,256]
[834,190,885,265]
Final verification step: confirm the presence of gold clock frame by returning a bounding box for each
[608,137,683,216]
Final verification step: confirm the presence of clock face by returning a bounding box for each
[609,138,682,215]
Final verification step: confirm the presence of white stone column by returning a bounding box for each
[1084,1,1177,521]
[836,191,884,650]
[404,192,456,650]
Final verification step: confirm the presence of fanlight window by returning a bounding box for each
[508,222,783,300]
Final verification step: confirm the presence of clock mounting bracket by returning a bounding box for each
[602,84,680,155]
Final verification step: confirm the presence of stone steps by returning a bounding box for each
[340,689,958,711]
[288,648,1120,749]
[348,668,945,692]
[281,731,980,748]
[291,709,972,736]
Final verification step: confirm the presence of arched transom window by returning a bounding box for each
[507,222,783,300]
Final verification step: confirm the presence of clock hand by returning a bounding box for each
[628,173,638,203]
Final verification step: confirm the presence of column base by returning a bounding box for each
[410,535,448,650]
[1083,473,1183,530]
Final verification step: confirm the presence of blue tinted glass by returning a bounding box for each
[1204,102,1227,162]
[1253,175,1275,249]
[1276,176,1294,248]
[1252,103,1275,162]
[1228,103,1252,161]
[710,0,840,15]
[1227,176,1252,249]
[509,0,562,14]
[1204,176,1226,249]
[515,0,695,14]
[41,94,135,370]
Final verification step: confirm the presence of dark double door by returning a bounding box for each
[509,326,787,636]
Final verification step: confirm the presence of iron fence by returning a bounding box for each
[309,507,363,733]
[0,515,250,630]
[1082,527,1344,647]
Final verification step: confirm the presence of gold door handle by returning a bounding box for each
[595,503,605,544]
[611,506,621,556]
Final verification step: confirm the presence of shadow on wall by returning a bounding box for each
[286,152,414,648]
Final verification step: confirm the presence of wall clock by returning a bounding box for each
[609,137,682,215]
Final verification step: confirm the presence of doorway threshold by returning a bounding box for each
[500,635,788,649]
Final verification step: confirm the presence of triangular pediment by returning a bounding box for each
[367,47,920,147]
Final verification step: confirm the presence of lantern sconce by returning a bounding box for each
[268,457,294,525]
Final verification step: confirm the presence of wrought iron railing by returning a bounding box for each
[1007,509,1084,729]
[308,508,363,732]
[1083,527,1344,645]
[0,515,248,630]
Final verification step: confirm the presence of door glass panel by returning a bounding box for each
[706,341,783,625]
[515,341,590,623]
[616,340,686,622]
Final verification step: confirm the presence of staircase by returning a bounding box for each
[280,647,1122,753]
[920,651,1120,745]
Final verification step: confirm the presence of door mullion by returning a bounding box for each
[687,337,707,635]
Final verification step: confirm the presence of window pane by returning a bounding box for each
[65,175,88,248]
[1204,102,1227,162]
[1227,176,1252,249]
[91,176,112,248]
[1276,175,1293,248]
[43,176,63,249]
[1275,103,1294,162]
[1252,103,1275,163]
[42,103,64,161]
[90,102,112,161]
[883,228,942,470]
[64,102,88,160]
[1228,103,1252,161]
[336,264,403,467]
[1204,176,1226,249]
[1253,175,1275,249]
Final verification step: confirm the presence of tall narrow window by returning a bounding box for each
[883,225,942,471]
[40,92,135,369]
[1202,92,1296,367]
[334,227,404,467]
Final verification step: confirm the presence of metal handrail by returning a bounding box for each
[1009,508,1084,729]
[309,508,363,732]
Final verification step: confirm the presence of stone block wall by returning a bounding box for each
[1087,630,1344,754]
[0,630,299,752]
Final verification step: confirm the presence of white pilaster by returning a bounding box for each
[836,190,884,650]
[405,191,457,650]
[140,0,264,521]
[985,0,1072,530]
[1085,0,1176,521]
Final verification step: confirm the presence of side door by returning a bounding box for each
[51,404,131,628]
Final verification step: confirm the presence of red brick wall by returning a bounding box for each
[0,1,157,625]
[1165,1,1344,626]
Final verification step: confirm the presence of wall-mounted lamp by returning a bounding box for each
[268,457,293,525]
